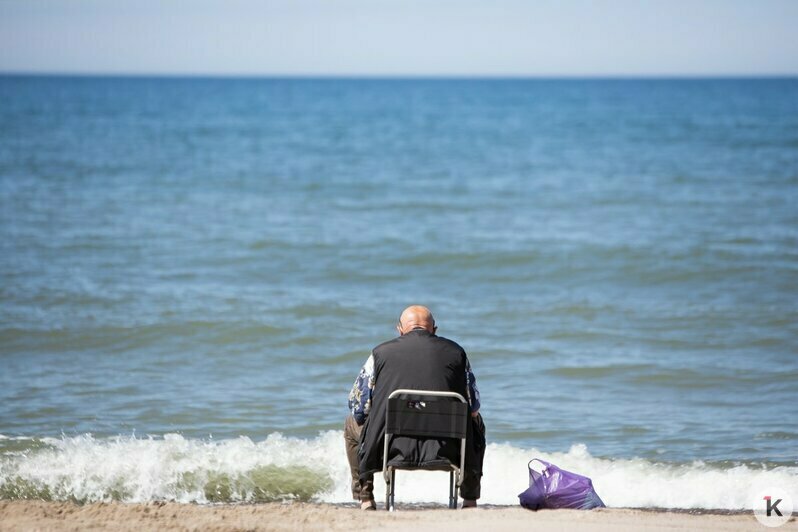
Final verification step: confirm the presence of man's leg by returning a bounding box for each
[343,415,363,500]
[344,415,375,506]
[461,413,486,505]
[357,474,375,508]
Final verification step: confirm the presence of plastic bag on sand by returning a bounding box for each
[518,459,606,510]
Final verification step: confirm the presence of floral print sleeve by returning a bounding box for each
[348,354,375,425]
[466,358,481,413]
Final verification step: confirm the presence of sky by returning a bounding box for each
[1,0,797,77]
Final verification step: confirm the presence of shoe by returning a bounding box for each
[462,499,477,509]
[361,501,376,511]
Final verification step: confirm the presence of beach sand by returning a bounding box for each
[0,501,780,531]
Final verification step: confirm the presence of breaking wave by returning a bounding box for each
[1,432,796,509]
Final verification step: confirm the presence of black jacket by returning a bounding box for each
[357,328,476,477]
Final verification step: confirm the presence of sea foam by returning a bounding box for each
[1,432,795,509]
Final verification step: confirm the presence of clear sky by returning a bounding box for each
[1,0,797,76]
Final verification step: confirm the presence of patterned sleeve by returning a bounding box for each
[465,357,481,413]
[348,354,375,425]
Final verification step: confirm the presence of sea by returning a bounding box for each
[1,76,796,510]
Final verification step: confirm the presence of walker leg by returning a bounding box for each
[385,476,391,511]
[389,469,396,511]
[449,471,456,509]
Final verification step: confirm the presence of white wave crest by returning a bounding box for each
[1,432,796,509]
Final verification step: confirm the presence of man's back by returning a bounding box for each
[372,328,469,400]
[358,328,471,474]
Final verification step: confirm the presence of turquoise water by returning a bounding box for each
[0,76,796,507]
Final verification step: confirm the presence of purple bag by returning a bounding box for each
[518,459,606,510]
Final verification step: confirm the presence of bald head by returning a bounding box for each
[397,305,437,335]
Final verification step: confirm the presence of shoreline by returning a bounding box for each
[0,501,775,531]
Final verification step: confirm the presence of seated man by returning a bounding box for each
[344,305,485,510]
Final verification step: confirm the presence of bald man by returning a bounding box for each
[345,306,485,510]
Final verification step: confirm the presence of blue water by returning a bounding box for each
[0,76,796,506]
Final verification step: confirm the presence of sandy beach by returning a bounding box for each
[0,501,780,531]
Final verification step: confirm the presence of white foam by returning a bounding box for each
[1,432,796,509]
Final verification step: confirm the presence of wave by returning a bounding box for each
[0,321,288,354]
[1,432,796,509]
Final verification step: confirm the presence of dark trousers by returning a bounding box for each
[345,413,486,502]
[461,413,486,500]
[344,415,374,502]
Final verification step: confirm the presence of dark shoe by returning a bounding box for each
[462,499,477,508]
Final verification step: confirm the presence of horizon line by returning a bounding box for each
[2,71,797,81]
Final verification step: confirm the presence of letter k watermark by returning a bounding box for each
[764,496,783,517]
[753,487,792,527]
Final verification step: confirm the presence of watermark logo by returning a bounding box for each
[752,487,793,527]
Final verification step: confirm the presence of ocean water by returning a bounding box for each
[1,76,797,509]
